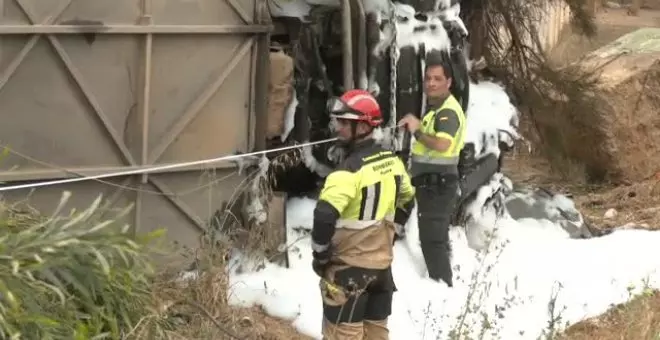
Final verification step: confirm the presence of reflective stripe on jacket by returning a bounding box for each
[312,140,415,269]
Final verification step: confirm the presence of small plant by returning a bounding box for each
[539,281,567,340]
[444,220,525,340]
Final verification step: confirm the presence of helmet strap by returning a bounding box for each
[338,121,373,152]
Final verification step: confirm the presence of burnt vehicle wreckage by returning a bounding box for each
[259,0,600,242]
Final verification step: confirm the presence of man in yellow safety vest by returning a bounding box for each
[397,54,467,287]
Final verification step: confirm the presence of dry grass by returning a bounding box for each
[501,152,575,189]
[558,290,660,340]
[571,178,660,230]
[137,189,308,339]
[145,268,310,339]
[137,160,310,339]
[130,234,310,340]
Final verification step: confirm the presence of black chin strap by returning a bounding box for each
[339,121,373,152]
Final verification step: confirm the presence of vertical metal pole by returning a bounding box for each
[0,0,4,68]
[135,0,153,234]
[355,0,367,90]
[341,0,354,91]
[139,0,153,183]
[254,0,271,151]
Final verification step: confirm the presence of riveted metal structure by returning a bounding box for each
[0,0,272,256]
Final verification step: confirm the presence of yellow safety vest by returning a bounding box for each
[411,94,466,166]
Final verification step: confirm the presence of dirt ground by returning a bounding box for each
[502,153,660,232]
[558,291,660,340]
[223,305,313,340]
[549,7,660,66]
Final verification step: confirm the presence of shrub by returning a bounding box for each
[0,192,164,340]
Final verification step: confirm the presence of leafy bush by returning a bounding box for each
[0,192,164,340]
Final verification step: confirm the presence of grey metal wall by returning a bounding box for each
[0,0,272,259]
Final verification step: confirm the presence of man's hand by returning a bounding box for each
[312,249,331,277]
[397,113,421,133]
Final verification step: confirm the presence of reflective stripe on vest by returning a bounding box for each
[411,94,466,166]
[410,154,459,165]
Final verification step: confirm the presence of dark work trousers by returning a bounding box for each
[322,266,395,325]
[412,173,459,287]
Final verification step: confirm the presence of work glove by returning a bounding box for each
[394,223,406,244]
[312,248,331,277]
[394,202,414,242]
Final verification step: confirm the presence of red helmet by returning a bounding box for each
[327,89,383,127]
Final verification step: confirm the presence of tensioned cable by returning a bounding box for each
[0,138,338,192]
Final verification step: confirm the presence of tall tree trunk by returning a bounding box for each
[463,0,486,60]
[629,0,642,16]
[586,0,601,16]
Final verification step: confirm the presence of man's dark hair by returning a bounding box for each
[425,51,453,79]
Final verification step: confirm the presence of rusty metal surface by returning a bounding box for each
[0,0,270,254]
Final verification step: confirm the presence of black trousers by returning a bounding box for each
[323,266,395,324]
[412,173,459,287]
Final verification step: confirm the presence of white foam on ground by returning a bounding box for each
[228,195,660,340]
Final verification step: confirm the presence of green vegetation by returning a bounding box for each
[0,193,164,340]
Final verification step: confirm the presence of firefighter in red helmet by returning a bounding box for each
[312,89,416,339]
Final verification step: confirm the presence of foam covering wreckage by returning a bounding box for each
[264,0,597,243]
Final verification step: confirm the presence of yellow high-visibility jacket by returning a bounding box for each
[311,140,415,269]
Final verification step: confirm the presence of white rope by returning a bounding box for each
[0,138,338,192]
